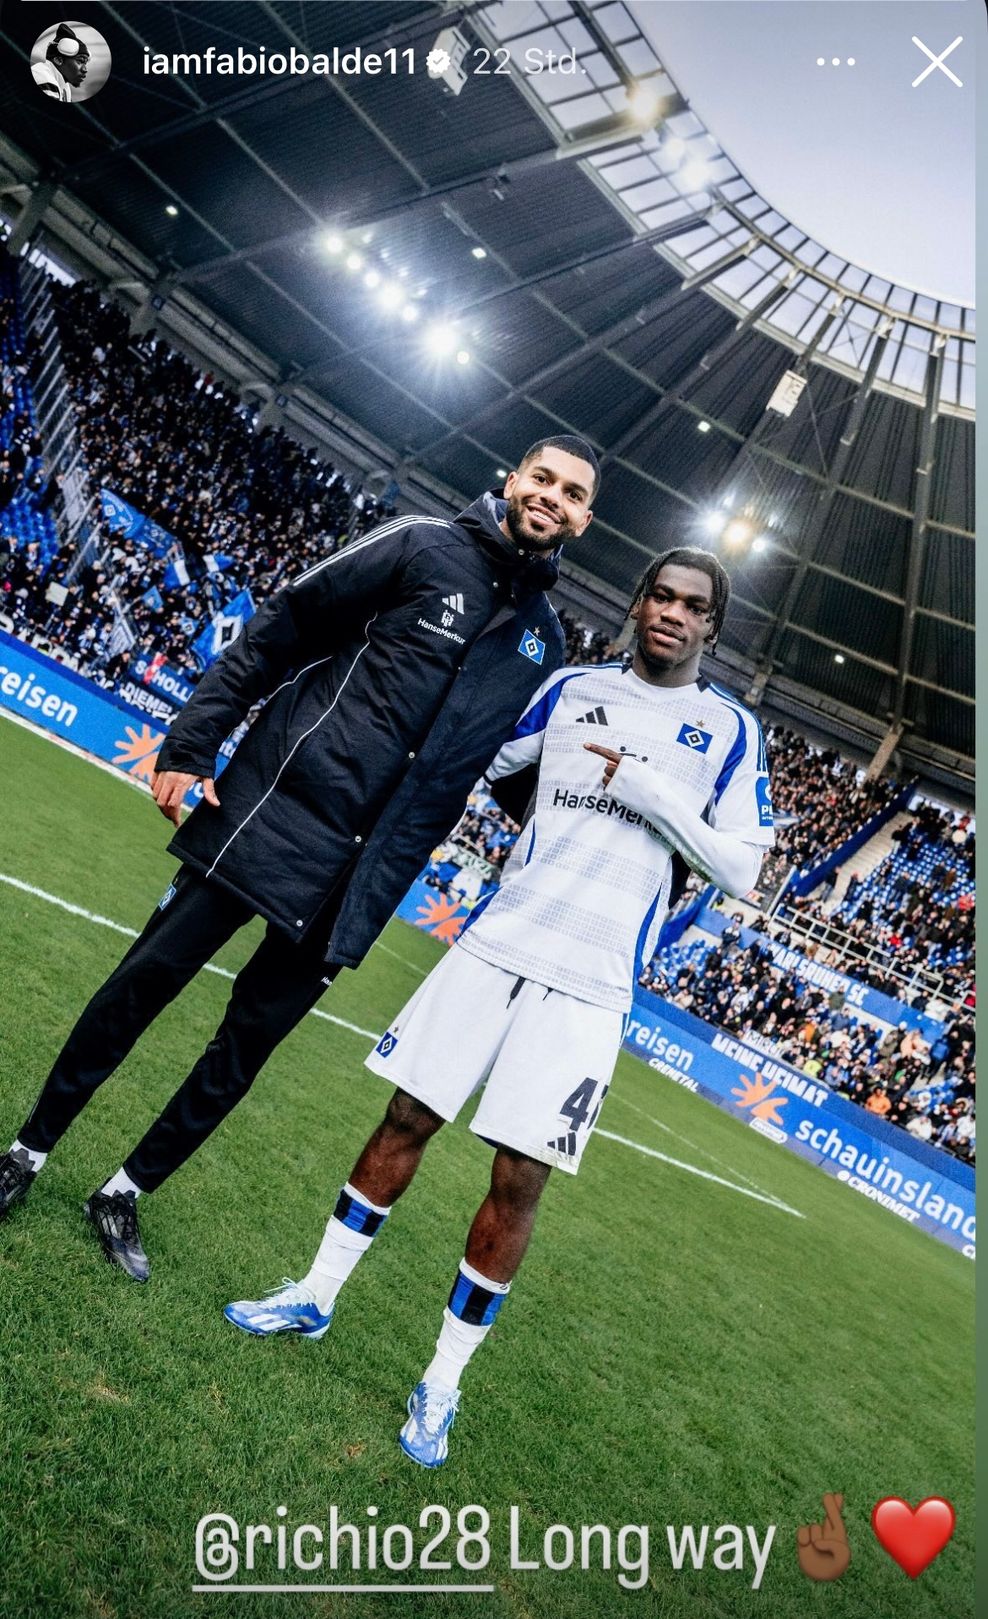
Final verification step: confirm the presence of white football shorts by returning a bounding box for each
[364,944,624,1174]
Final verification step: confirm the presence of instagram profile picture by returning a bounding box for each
[30,21,111,104]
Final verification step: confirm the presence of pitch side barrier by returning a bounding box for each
[0,629,234,803]
[625,990,974,1257]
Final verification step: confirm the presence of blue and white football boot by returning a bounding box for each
[223,1278,333,1340]
[398,1381,461,1468]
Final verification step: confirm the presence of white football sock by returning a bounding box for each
[100,1168,143,1199]
[302,1182,391,1314]
[10,1139,47,1173]
[421,1260,511,1392]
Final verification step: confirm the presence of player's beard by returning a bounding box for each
[503,491,575,553]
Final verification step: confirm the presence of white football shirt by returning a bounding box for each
[456,663,774,1012]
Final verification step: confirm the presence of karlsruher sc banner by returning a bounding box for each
[694,904,946,1035]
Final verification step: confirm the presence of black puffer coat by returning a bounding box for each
[155,494,565,966]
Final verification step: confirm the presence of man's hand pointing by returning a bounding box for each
[583,741,624,787]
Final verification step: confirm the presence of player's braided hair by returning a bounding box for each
[630,547,730,649]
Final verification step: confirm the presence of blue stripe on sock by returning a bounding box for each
[448,1271,508,1327]
[333,1188,388,1237]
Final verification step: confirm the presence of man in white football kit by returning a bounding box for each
[225,549,774,1465]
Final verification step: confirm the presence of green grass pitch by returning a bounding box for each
[0,715,974,1619]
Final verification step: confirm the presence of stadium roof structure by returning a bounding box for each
[0,0,974,789]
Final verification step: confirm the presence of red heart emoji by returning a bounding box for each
[871,1497,956,1578]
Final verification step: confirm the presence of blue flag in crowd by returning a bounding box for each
[190,588,256,670]
[142,586,164,611]
[99,489,176,558]
[162,556,190,590]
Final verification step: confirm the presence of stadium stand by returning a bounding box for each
[764,724,903,869]
[640,934,974,1163]
[3,273,622,686]
[831,807,974,983]
[0,252,60,604]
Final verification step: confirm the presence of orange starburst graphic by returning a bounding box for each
[414,891,467,944]
[113,724,164,782]
[729,1071,787,1127]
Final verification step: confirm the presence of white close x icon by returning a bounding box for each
[911,35,963,89]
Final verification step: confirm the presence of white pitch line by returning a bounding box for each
[609,1089,779,1199]
[2,869,804,1216]
[376,940,428,977]
[0,871,381,1042]
[597,1129,805,1217]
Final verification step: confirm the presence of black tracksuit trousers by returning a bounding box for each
[19,867,337,1191]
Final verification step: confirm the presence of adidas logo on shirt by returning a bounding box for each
[575,706,608,726]
[441,592,465,614]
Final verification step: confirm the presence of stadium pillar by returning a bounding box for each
[244,376,291,429]
[866,722,904,780]
[131,277,174,334]
[743,670,769,708]
[254,394,286,428]
[6,179,57,254]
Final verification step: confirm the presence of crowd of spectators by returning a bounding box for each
[786,801,975,1004]
[1,250,59,590]
[1,277,398,675]
[449,799,518,874]
[3,276,629,691]
[764,724,903,869]
[640,934,975,1163]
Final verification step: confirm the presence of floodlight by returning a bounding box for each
[723,517,756,547]
[471,246,487,260]
[456,349,471,365]
[697,420,711,433]
[324,233,344,255]
[425,324,457,356]
[680,158,713,193]
[377,282,404,310]
[702,511,726,538]
[165,204,179,217]
[345,252,364,272]
[627,80,663,124]
[834,653,846,664]
[400,304,419,322]
[363,269,381,289]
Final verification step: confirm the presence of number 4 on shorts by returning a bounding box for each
[559,1078,609,1132]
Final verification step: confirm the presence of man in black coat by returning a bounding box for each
[0,434,599,1280]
